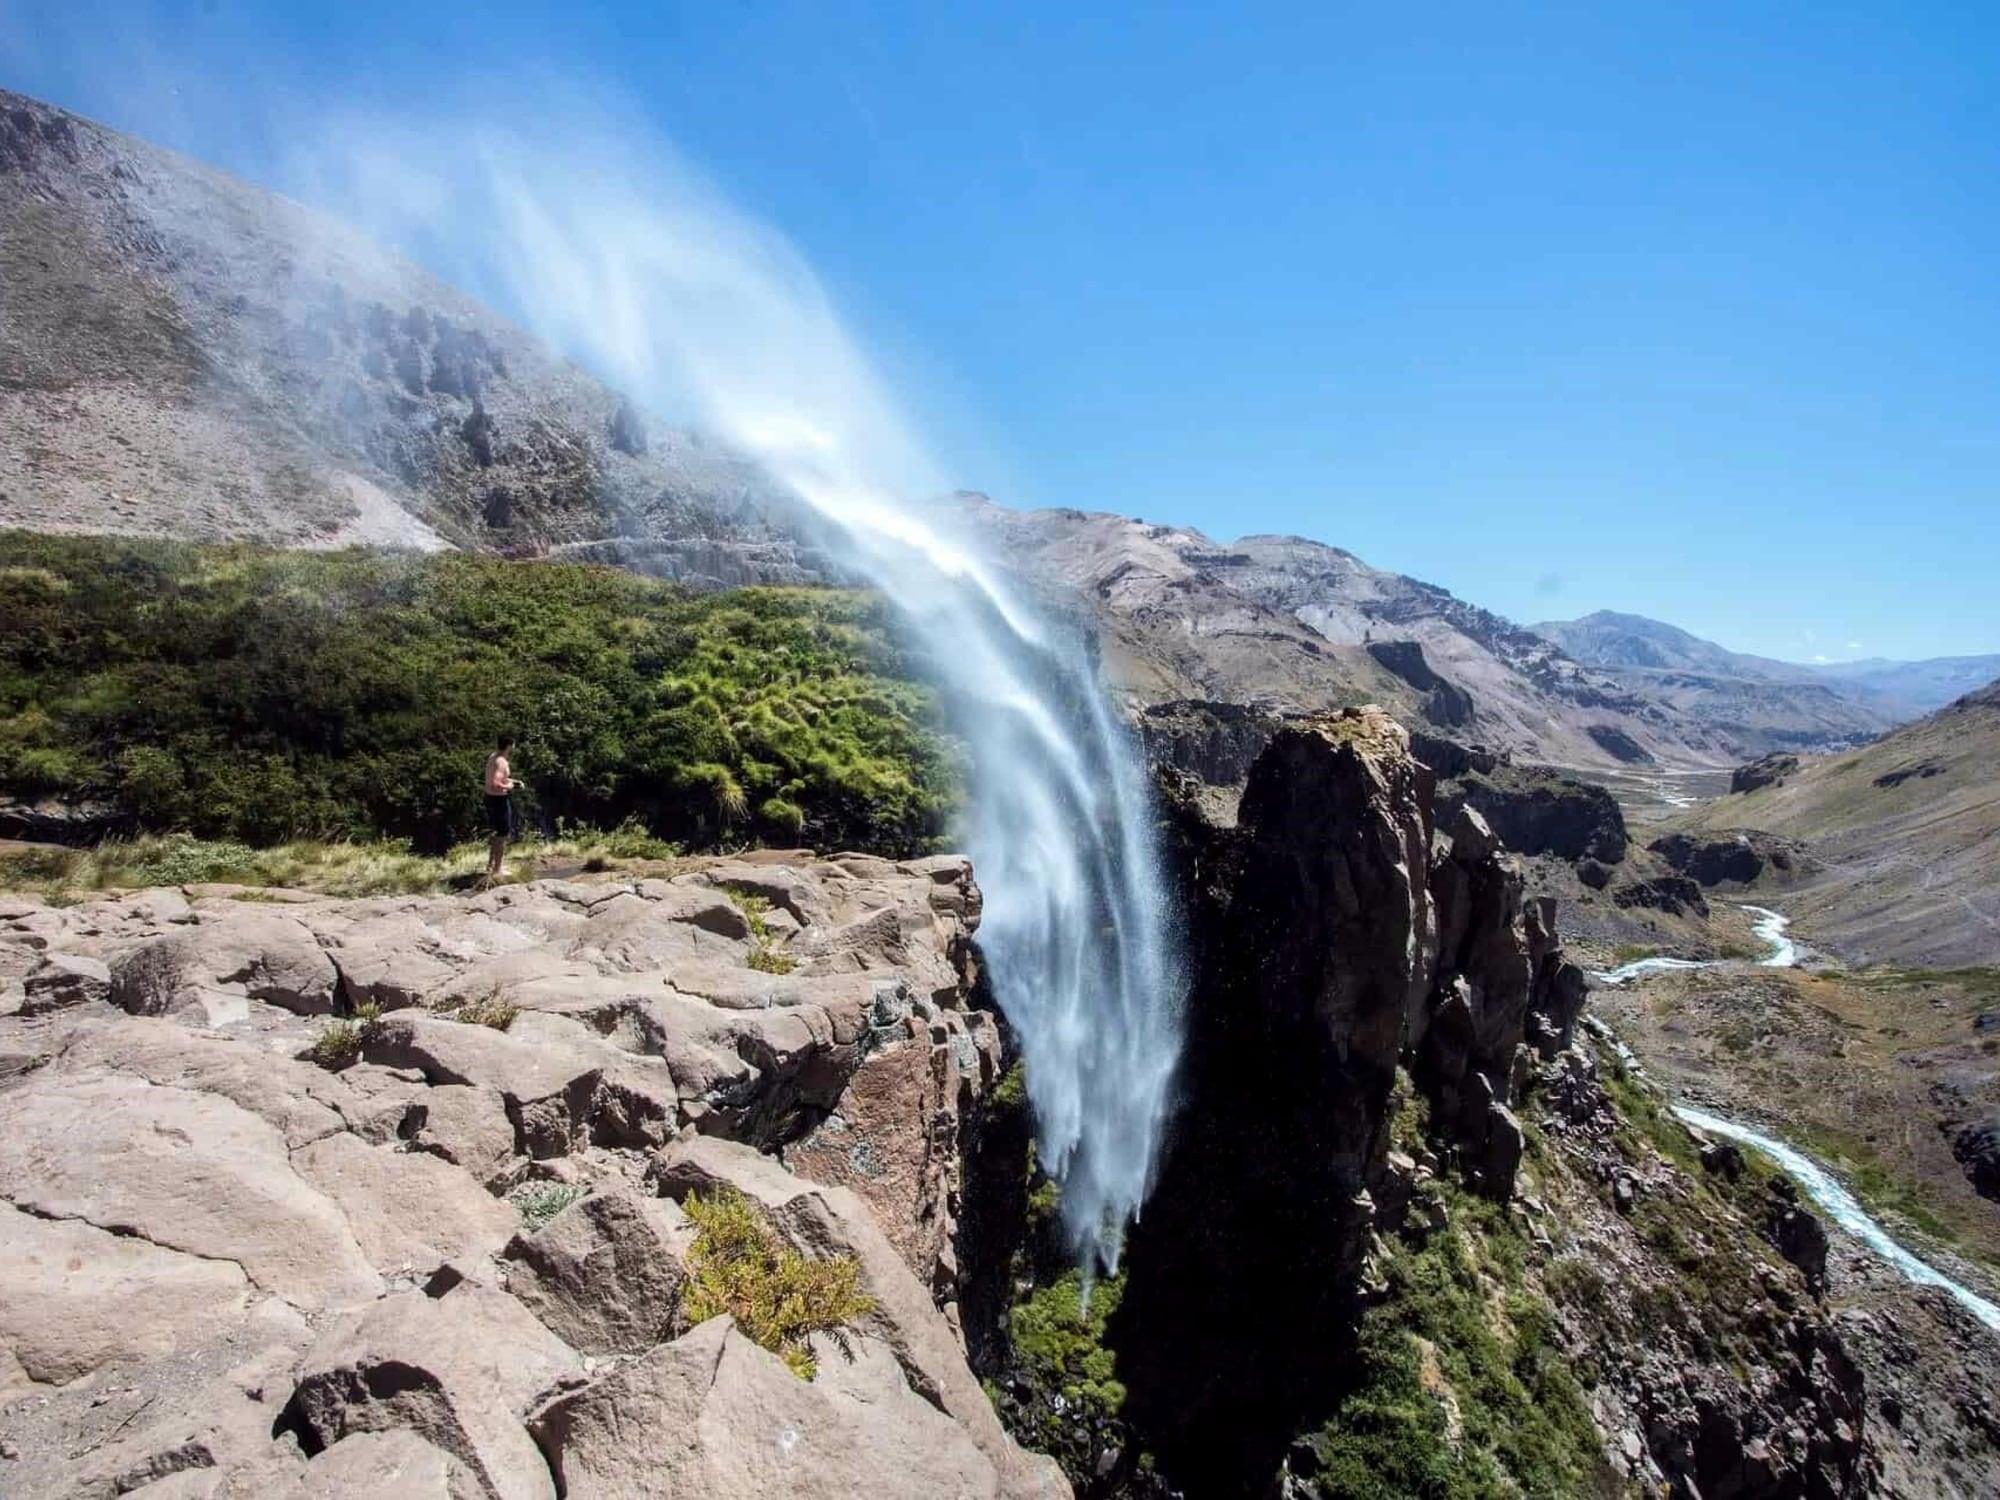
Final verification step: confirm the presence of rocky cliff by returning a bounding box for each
[965,709,1878,1498]
[0,89,820,577]
[0,854,1067,1498]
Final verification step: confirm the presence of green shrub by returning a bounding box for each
[305,1001,383,1071]
[681,1185,874,1378]
[511,1181,589,1232]
[0,533,958,858]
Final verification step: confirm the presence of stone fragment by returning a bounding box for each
[20,951,111,1014]
[285,1285,581,1500]
[501,1188,689,1355]
[281,1430,482,1500]
[529,1317,1001,1500]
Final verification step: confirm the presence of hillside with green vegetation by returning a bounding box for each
[0,532,958,856]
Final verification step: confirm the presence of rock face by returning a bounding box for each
[1733,752,1803,794]
[1650,829,1800,885]
[1438,760,1631,864]
[1111,708,1591,1490]
[0,857,1063,1499]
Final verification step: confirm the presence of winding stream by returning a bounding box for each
[1587,903,2000,1333]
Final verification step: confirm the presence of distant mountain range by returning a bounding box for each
[1534,610,2000,740]
[0,85,1980,776]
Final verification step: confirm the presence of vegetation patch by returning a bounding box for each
[304,1001,383,1071]
[681,1185,875,1378]
[510,1180,589,1233]
[0,533,957,856]
[1302,1181,1613,1499]
[437,990,520,1031]
[724,889,798,975]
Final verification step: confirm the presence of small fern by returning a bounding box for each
[682,1185,874,1378]
[305,1000,383,1070]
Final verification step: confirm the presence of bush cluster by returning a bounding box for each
[681,1185,874,1378]
[0,534,958,855]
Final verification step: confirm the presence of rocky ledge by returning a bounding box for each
[0,855,1068,1499]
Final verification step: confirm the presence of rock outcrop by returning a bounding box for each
[1650,829,1802,886]
[1733,752,1803,794]
[0,856,1065,1499]
[1437,759,1631,864]
[1109,708,1591,1491]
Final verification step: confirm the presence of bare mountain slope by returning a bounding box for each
[958,497,1778,770]
[1683,678,2000,965]
[1531,610,1899,755]
[1814,654,2000,720]
[0,88,812,580]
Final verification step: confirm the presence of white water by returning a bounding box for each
[1588,905,2000,1332]
[1674,1105,2000,1333]
[313,124,1185,1268]
[1590,904,1798,985]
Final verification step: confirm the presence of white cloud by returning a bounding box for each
[1811,654,1832,663]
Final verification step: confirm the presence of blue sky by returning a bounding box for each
[8,1,1999,661]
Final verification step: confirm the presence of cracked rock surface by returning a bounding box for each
[0,853,1067,1499]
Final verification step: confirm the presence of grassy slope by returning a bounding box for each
[0,532,957,856]
[1684,684,2000,965]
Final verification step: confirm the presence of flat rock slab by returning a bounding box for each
[0,1200,253,1390]
[287,1284,581,1500]
[292,1133,517,1279]
[530,1316,1001,1500]
[0,1072,381,1309]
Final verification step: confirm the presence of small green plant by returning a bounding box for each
[725,888,799,975]
[511,1180,589,1232]
[681,1185,875,1378]
[436,988,520,1031]
[305,1001,383,1071]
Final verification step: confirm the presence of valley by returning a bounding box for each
[3,76,2000,1500]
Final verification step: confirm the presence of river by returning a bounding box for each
[1589,904,2000,1333]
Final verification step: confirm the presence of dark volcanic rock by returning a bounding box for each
[1441,764,1630,863]
[1611,873,1709,917]
[1586,723,1654,763]
[1113,708,1588,1493]
[1135,700,1281,789]
[1949,1116,2000,1201]
[1364,640,1476,726]
[1649,830,1798,886]
[1406,730,1500,781]
[1733,752,1802,794]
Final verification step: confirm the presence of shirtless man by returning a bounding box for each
[483,735,516,879]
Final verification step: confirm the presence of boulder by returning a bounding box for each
[501,1188,689,1355]
[282,1431,482,1500]
[0,1201,252,1388]
[193,912,340,1014]
[529,1317,1004,1500]
[406,1084,521,1190]
[649,1136,1066,1497]
[20,950,112,1013]
[284,1285,582,1500]
[0,1072,381,1309]
[109,931,206,1016]
[291,1133,517,1279]
[360,1011,674,1158]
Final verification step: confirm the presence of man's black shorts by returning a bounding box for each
[485,794,514,837]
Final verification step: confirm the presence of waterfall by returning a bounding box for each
[315,123,1187,1267]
